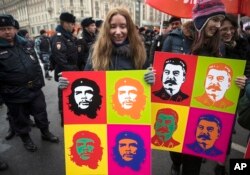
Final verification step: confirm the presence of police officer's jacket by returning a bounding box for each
[0,35,45,103]
[51,25,78,81]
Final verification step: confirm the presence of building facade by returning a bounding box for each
[0,0,169,36]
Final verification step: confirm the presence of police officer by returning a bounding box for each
[50,12,78,125]
[35,29,52,80]
[0,15,59,152]
[79,17,96,70]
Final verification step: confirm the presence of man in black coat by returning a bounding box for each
[50,12,79,125]
[0,15,59,152]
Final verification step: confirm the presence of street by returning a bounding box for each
[0,71,248,175]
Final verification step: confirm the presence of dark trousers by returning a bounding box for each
[5,90,49,135]
[170,151,202,175]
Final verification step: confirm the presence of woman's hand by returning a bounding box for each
[144,66,156,85]
[235,75,247,89]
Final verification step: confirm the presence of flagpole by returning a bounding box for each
[159,12,164,35]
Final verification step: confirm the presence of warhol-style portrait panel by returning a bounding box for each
[62,72,106,124]
[108,125,151,175]
[182,108,235,162]
[152,52,197,106]
[107,70,151,124]
[191,56,246,113]
[151,103,189,152]
[64,124,107,175]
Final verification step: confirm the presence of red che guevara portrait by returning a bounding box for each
[62,72,106,124]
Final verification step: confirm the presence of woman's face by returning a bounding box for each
[204,15,224,38]
[109,14,128,44]
[220,20,236,42]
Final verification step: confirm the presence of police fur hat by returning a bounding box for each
[192,0,225,31]
[59,12,76,23]
[95,19,103,28]
[169,16,181,24]
[81,17,95,27]
[0,14,15,27]
[14,19,20,29]
[18,29,28,37]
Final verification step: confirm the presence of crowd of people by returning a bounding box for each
[1,0,250,174]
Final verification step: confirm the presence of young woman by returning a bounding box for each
[162,1,227,175]
[59,8,154,89]
[215,13,250,175]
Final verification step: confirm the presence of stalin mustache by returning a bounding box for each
[164,79,177,85]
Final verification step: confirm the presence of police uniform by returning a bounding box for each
[76,36,88,70]
[50,12,78,125]
[0,15,59,152]
[80,17,96,70]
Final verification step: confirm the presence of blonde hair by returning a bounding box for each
[91,7,146,70]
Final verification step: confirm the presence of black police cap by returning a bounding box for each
[81,17,95,27]
[59,12,76,23]
[0,14,15,27]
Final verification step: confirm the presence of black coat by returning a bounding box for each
[51,25,78,81]
[0,35,45,103]
[225,37,250,78]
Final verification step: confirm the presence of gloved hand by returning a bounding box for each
[144,67,156,85]
[58,76,70,89]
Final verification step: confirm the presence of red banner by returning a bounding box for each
[145,0,250,18]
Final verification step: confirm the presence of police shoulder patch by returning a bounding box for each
[0,50,8,55]
[56,42,61,50]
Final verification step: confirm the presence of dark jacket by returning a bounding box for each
[76,36,88,70]
[80,29,96,69]
[51,25,78,81]
[162,28,192,54]
[224,37,250,78]
[149,33,169,64]
[85,42,149,70]
[0,35,45,103]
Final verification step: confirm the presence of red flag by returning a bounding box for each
[145,0,249,18]
[241,0,250,16]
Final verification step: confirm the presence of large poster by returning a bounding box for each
[151,52,246,163]
[63,70,151,175]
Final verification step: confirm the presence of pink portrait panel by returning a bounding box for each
[108,124,151,175]
[62,71,106,124]
[182,107,235,163]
